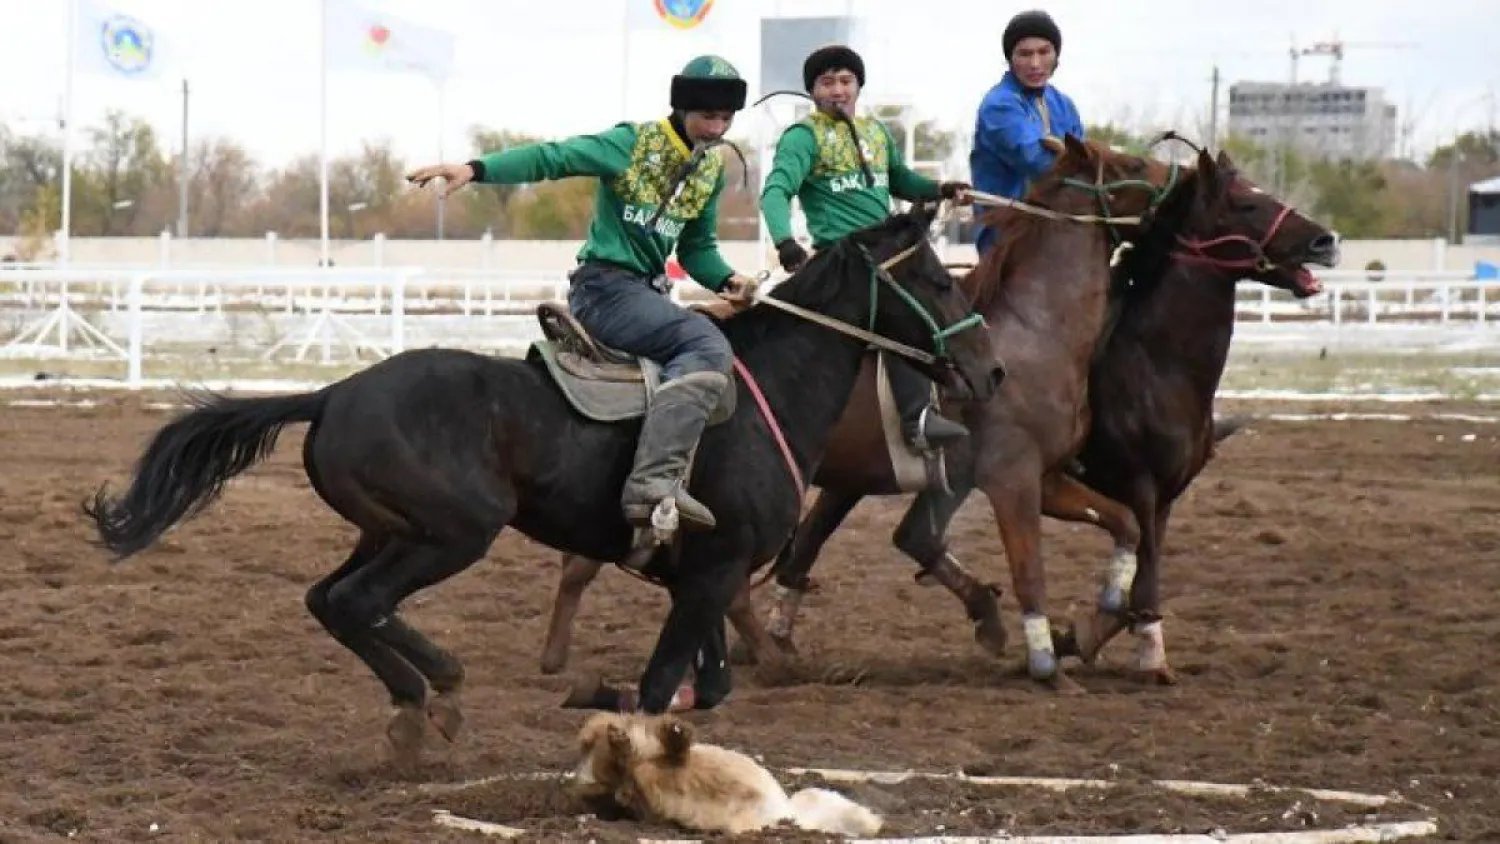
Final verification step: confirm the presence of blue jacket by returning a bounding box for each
[969,71,1084,252]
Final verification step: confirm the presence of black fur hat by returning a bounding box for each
[670,54,748,112]
[802,45,865,91]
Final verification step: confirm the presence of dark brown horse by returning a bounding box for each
[1049,153,1338,682]
[731,147,1339,686]
[537,136,1192,685]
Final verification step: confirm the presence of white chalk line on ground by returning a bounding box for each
[421,767,1437,843]
[1216,389,1500,402]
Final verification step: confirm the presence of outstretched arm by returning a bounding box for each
[469,123,637,184]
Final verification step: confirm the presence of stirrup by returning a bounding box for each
[907,406,968,453]
[619,498,680,572]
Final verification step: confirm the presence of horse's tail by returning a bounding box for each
[82,388,330,560]
[1212,413,1253,443]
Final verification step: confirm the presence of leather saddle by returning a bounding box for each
[526,302,737,425]
[536,302,648,383]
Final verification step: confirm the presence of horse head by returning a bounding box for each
[1173,147,1341,298]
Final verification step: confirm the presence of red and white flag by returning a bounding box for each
[323,0,455,83]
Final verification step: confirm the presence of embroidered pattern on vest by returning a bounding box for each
[805,112,889,192]
[611,120,723,233]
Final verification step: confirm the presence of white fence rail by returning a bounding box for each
[2,266,1497,388]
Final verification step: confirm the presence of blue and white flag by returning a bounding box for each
[74,0,173,80]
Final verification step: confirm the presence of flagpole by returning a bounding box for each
[435,77,445,240]
[620,0,630,120]
[60,0,78,266]
[318,0,331,266]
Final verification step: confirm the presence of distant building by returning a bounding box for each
[1469,176,1500,245]
[1227,81,1397,161]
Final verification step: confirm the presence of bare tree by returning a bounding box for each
[187,137,259,236]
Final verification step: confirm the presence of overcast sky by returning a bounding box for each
[2,0,1495,171]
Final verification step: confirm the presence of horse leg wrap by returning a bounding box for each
[1099,547,1138,614]
[1023,613,1057,679]
[765,584,804,640]
[1132,619,1166,671]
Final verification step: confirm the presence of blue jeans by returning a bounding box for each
[567,261,734,383]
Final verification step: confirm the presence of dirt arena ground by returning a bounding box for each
[0,391,1495,842]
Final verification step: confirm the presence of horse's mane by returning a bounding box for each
[719,205,932,348]
[1110,156,1237,301]
[959,139,1118,312]
[959,204,1047,311]
[960,141,1215,313]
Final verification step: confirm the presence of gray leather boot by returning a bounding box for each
[621,370,728,530]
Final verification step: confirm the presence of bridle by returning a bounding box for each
[968,156,1183,248]
[1170,189,1299,275]
[746,212,987,368]
[1059,157,1182,249]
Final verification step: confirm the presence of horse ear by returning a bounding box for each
[1196,147,1223,198]
[1215,149,1236,171]
[1062,133,1089,161]
[1041,135,1065,156]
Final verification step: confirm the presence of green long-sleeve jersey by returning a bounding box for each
[760,110,941,249]
[472,119,735,289]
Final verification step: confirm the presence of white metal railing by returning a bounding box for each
[1234,274,1496,326]
[1,266,1496,388]
[0,266,718,386]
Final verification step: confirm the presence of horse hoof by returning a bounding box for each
[1098,585,1127,615]
[974,621,1008,657]
[1051,623,1082,661]
[386,704,427,764]
[428,691,464,742]
[560,672,612,710]
[1074,611,1129,665]
[1026,648,1058,680]
[967,591,1007,657]
[1138,664,1179,686]
[1067,616,1101,663]
[1043,671,1087,696]
[539,650,567,675]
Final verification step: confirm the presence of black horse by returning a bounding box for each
[81,202,999,761]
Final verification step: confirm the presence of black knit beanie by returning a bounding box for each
[802,45,865,91]
[1002,11,1062,61]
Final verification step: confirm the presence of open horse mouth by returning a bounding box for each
[1280,239,1339,299]
[1290,264,1324,298]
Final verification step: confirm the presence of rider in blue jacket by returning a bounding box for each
[968,10,1084,256]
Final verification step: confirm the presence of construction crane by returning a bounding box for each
[1289,36,1417,86]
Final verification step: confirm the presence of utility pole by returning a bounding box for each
[1447,144,1460,243]
[1208,64,1220,149]
[177,78,190,238]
